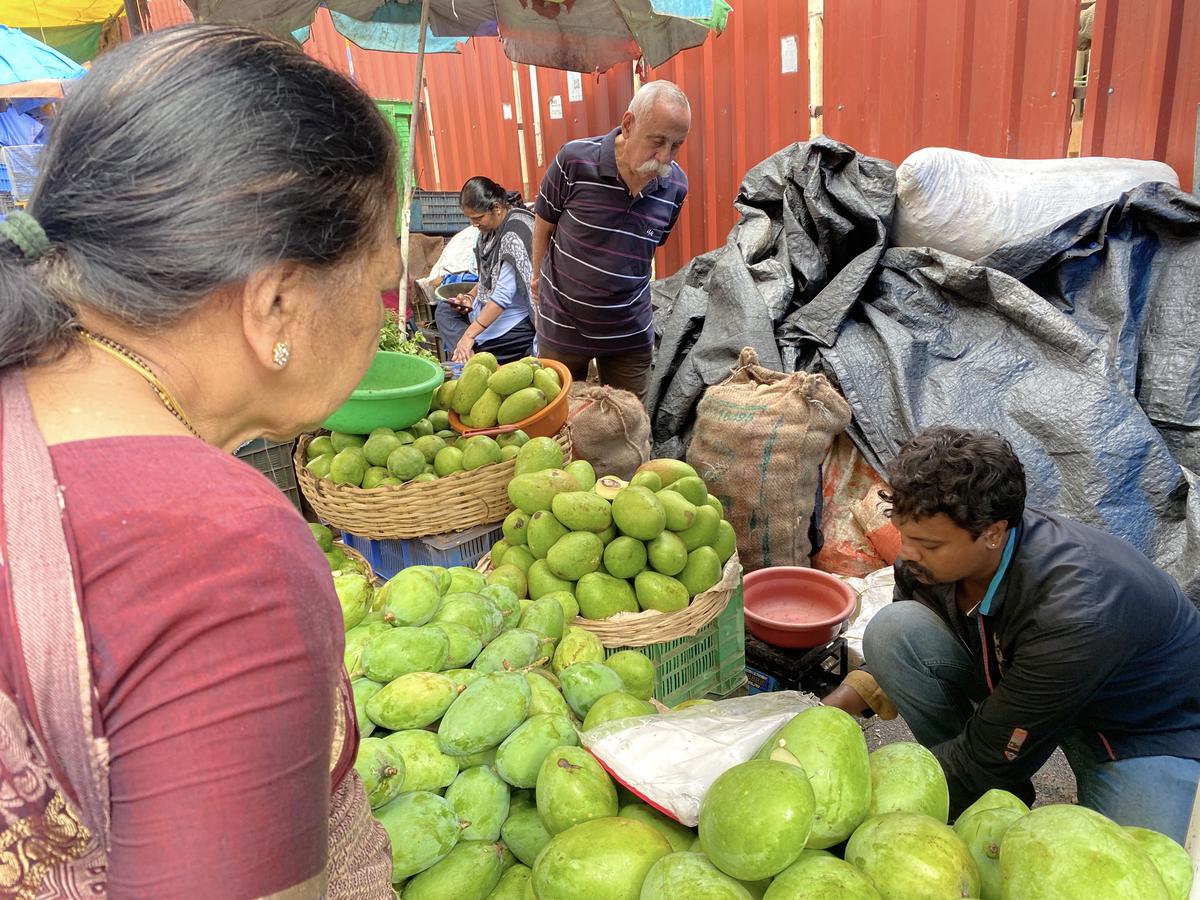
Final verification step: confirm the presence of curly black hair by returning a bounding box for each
[881,426,1026,538]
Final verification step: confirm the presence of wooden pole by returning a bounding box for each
[397,0,431,332]
[124,0,146,35]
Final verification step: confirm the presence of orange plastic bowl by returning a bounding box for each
[743,566,857,649]
[448,357,573,440]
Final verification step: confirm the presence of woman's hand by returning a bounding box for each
[452,334,475,363]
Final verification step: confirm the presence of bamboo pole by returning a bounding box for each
[397,0,431,330]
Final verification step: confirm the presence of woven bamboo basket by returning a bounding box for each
[335,541,376,582]
[479,551,741,648]
[294,428,572,540]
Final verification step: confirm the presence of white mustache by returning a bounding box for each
[637,160,672,178]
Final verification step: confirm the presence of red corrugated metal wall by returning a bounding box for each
[648,0,808,274]
[823,0,1081,164]
[1082,0,1200,191]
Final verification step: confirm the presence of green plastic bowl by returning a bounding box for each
[323,351,445,434]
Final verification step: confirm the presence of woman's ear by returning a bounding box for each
[238,261,308,371]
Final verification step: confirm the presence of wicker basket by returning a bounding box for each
[336,540,376,583]
[295,429,572,540]
[479,551,741,649]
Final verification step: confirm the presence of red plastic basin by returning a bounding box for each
[743,566,857,649]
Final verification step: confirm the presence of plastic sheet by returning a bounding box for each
[581,691,819,826]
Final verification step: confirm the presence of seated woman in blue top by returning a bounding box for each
[437,177,537,364]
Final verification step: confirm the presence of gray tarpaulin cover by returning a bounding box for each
[649,137,1200,601]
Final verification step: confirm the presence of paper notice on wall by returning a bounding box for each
[549,95,563,119]
[502,103,513,120]
[567,72,583,102]
[781,35,798,74]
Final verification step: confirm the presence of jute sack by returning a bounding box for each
[567,383,651,481]
[687,347,851,571]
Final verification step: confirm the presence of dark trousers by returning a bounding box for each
[539,346,653,403]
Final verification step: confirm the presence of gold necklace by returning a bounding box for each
[79,329,203,439]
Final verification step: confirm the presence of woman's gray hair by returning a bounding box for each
[0,25,397,369]
[628,80,690,119]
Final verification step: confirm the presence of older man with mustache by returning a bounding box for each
[530,80,691,402]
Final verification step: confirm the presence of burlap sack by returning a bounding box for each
[567,383,651,481]
[687,347,852,571]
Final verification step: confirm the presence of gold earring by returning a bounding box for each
[273,342,290,367]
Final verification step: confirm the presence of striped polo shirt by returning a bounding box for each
[534,128,687,356]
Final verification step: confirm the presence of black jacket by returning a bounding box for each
[896,508,1200,813]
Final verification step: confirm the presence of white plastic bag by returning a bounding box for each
[581,691,819,826]
[891,148,1179,261]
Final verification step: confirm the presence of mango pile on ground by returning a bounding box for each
[492,456,737,619]
[448,353,561,430]
[311,527,1192,900]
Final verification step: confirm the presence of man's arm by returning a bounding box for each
[530,215,556,313]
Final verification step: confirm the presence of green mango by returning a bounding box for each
[656,489,698,531]
[954,806,1022,900]
[361,626,450,683]
[582,691,655,732]
[330,431,367,452]
[542,589,580,623]
[563,459,597,492]
[602,536,648,580]
[497,428,531,449]
[407,839,507,900]
[351,677,383,738]
[559,661,626,718]
[534,745,618,834]
[527,510,570,560]
[366,671,460,731]
[641,851,755,899]
[713,519,737,565]
[619,805,698,853]
[846,812,980,900]
[867,742,950,823]
[676,504,722,552]
[438,622,485,668]
[495,713,578,790]
[377,567,444,627]
[307,435,336,460]
[508,469,579,515]
[519,597,565,644]
[471,352,499,372]
[603,650,655,701]
[546,532,605,581]
[309,522,334,551]
[453,363,491,415]
[611,485,667,541]
[763,852,882,899]
[527,559,576,601]
[480,583,523,630]
[464,434,503,470]
[439,672,532,757]
[375,790,464,882]
[525,670,573,719]
[577,572,639,619]
[677,546,723,597]
[551,626,605,676]
[330,447,367,486]
[514,436,565,475]
[487,863,533,900]
[445,765,513,842]
[669,475,710,507]
[306,452,334,480]
[500,545,536,575]
[332,572,372,628]
[344,622,392,678]
[431,593,504,643]
[386,729,461,793]
[449,566,488,593]
[630,470,662,492]
[550,491,612,533]
[500,797,554,867]
[531,817,670,899]
[488,564,528,600]
[503,509,531,546]
[445,668,483,690]
[498,387,548,426]
[355,736,407,809]
[533,366,562,402]
[473,629,546,674]
[489,361,536,395]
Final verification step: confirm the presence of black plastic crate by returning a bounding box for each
[234,438,301,510]
[410,190,469,235]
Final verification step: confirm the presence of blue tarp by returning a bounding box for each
[0,24,86,84]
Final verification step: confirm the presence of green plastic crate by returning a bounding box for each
[604,583,747,708]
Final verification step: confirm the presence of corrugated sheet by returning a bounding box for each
[1082,0,1200,191]
[823,0,1080,165]
[648,0,809,274]
[145,0,193,29]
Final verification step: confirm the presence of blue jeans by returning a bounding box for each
[863,600,1200,844]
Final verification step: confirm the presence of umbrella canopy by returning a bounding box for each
[0,24,87,84]
[188,0,727,72]
[0,1,123,62]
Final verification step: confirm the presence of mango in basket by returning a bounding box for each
[603,650,655,701]
[366,671,458,732]
[489,361,535,396]
[582,692,655,733]
[334,572,372,630]
[434,446,465,476]
[361,466,390,489]
[535,745,619,836]
[448,566,487,593]
[528,511,569,560]
[498,387,548,426]
[611,485,666,541]
[502,794,553,868]
[547,532,604,582]
[362,429,402,467]
[520,597,565,645]
[634,571,690,613]
[497,428,530,449]
[414,434,447,463]
[496,713,578,790]
[527,559,576,601]
[501,545,535,576]
[410,417,435,438]
[308,522,334,552]
[542,590,580,623]
[678,546,723,597]
[500,445,520,461]
[564,459,596,492]
[307,434,335,459]
[445,765,512,843]
[432,380,456,411]
[514,436,564,475]
[375,789,461,882]
[439,671,532,757]
[551,491,612,533]
[509,469,579,516]
[551,626,603,675]
[634,458,698,488]
[330,448,367,486]
[576,572,638,620]
[361,626,450,682]
[488,564,528,601]
[533,367,562,402]
[463,435,503,471]
[677,504,722,552]
[330,431,366,452]
[306,453,334,480]
[354,737,406,809]
[646,531,688,576]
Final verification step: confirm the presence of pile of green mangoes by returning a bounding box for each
[304,422,533,489]
[442,353,562,430]
[310,527,1193,900]
[490,456,738,620]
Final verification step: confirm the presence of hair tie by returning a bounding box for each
[0,210,51,261]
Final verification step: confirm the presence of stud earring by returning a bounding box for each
[273,342,290,368]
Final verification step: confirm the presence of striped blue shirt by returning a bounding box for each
[534,128,687,355]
